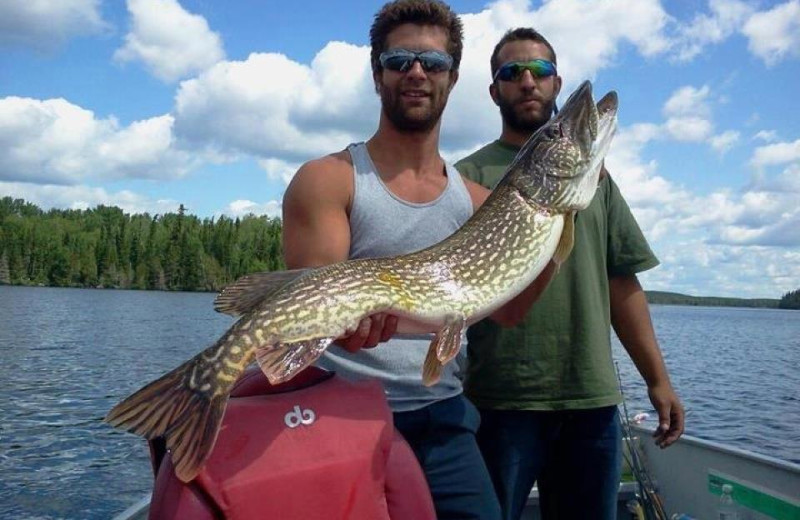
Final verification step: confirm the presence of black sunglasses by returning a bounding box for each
[379,49,454,73]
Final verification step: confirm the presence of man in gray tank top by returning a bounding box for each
[281,2,504,518]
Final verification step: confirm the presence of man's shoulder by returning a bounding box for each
[298,149,352,177]
[284,149,354,209]
[455,141,516,188]
[290,150,352,190]
[454,141,506,169]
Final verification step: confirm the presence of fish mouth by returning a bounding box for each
[499,80,618,213]
[587,89,618,175]
[547,81,618,180]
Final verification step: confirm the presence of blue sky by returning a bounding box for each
[1,0,799,299]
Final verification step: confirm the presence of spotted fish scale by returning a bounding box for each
[105,81,618,482]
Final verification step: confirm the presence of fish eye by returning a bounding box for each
[544,124,561,139]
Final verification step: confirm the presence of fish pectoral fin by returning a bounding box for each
[422,345,444,387]
[552,213,576,267]
[434,314,467,363]
[422,314,466,386]
[255,337,335,385]
[214,269,310,316]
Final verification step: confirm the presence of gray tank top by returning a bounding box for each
[316,142,474,412]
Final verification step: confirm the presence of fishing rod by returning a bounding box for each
[615,361,669,520]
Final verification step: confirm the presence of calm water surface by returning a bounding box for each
[1,286,798,519]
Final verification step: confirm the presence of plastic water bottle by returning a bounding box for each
[717,483,739,520]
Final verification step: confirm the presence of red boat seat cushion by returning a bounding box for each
[147,366,435,520]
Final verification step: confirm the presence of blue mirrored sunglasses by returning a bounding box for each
[379,49,454,73]
[493,59,557,82]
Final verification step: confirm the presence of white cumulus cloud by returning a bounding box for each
[0,96,194,184]
[114,0,225,82]
[663,85,712,118]
[742,0,800,66]
[173,43,376,161]
[661,85,744,148]
[258,158,302,186]
[222,199,282,218]
[671,0,754,61]
[752,130,778,143]
[0,181,180,215]
[751,139,800,168]
[710,130,740,154]
[170,0,674,159]
[0,0,108,51]
[665,116,714,142]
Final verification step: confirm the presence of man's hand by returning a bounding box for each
[336,313,399,352]
[648,383,685,448]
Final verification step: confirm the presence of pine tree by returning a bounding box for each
[0,250,9,284]
[779,289,800,310]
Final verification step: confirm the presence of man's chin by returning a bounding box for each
[385,104,442,132]
[510,109,550,132]
[515,106,547,122]
[396,118,437,133]
[508,117,548,134]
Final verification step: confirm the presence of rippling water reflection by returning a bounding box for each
[613,304,800,464]
[1,286,798,518]
[0,286,232,519]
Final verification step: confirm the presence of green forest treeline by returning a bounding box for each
[0,197,283,292]
[777,289,800,310]
[1,197,799,309]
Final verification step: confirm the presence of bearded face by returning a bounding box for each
[490,39,562,137]
[377,75,452,133]
[495,90,557,134]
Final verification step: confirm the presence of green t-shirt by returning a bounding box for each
[455,140,659,410]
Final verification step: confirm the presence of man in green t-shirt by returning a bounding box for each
[455,28,685,520]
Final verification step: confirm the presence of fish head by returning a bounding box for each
[502,80,618,212]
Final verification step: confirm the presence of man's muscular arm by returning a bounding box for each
[282,153,397,351]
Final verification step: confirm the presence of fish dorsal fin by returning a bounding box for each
[214,269,309,316]
[552,213,576,266]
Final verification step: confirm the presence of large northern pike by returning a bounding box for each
[106,80,618,482]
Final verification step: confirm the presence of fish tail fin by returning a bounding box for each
[105,354,230,482]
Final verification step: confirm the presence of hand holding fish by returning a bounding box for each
[337,313,399,351]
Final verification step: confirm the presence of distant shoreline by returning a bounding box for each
[645,290,781,309]
[1,283,790,310]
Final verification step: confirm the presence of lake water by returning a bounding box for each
[0,285,798,519]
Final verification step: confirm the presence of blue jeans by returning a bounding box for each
[477,405,622,520]
[394,394,502,520]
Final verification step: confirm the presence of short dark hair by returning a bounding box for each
[490,27,557,80]
[370,0,464,74]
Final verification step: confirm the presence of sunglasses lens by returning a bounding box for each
[380,50,453,73]
[497,63,521,81]
[419,54,450,72]
[383,55,413,72]
[496,60,556,81]
[531,60,555,77]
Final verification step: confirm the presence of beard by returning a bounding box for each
[497,94,555,134]
[379,84,447,133]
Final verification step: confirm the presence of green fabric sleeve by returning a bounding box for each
[605,176,660,277]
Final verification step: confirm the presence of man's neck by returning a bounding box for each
[498,125,533,148]
[367,118,444,177]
